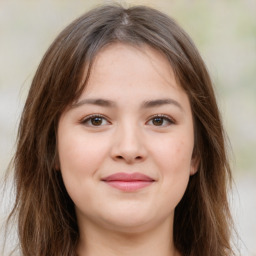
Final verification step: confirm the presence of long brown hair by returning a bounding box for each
[6,4,235,256]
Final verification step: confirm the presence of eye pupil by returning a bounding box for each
[91,117,103,126]
[152,117,164,126]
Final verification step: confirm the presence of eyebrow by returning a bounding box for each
[72,98,116,108]
[141,98,183,111]
[72,98,183,111]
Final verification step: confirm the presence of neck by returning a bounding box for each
[76,218,181,256]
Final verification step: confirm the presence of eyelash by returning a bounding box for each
[80,114,175,127]
[146,114,175,127]
[80,114,111,127]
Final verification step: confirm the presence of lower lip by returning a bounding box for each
[104,181,154,192]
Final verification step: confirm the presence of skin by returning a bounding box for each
[57,43,198,256]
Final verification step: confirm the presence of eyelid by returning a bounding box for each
[79,113,175,127]
[146,114,176,126]
[80,114,111,126]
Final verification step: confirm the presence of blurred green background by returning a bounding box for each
[0,0,255,255]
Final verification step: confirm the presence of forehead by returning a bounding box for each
[71,43,192,115]
[81,42,181,95]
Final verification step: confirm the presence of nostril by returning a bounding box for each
[115,155,143,162]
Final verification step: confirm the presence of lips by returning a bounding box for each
[101,172,155,192]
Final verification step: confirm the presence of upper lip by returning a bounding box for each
[101,172,155,182]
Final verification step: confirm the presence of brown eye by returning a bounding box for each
[81,115,110,127]
[91,117,103,126]
[147,115,174,127]
[152,117,164,126]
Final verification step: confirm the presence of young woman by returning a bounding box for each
[6,4,235,256]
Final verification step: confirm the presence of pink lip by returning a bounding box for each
[101,172,155,192]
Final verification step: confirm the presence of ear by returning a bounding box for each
[55,163,60,171]
[190,154,200,176]
[54,149,60,171]
[54,132,60,171]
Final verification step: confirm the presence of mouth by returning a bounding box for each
[101,172,155,192]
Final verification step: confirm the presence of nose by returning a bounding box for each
[110,124,147,164]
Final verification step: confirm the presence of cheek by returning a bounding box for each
[57,131,109,207]
[58,130,108,176]
[150,136,193,205]
[154,137,194,174]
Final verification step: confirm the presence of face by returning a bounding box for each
[57,43,197,234]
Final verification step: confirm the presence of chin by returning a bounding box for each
[103,218,156,234]
[98,206,173,234]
